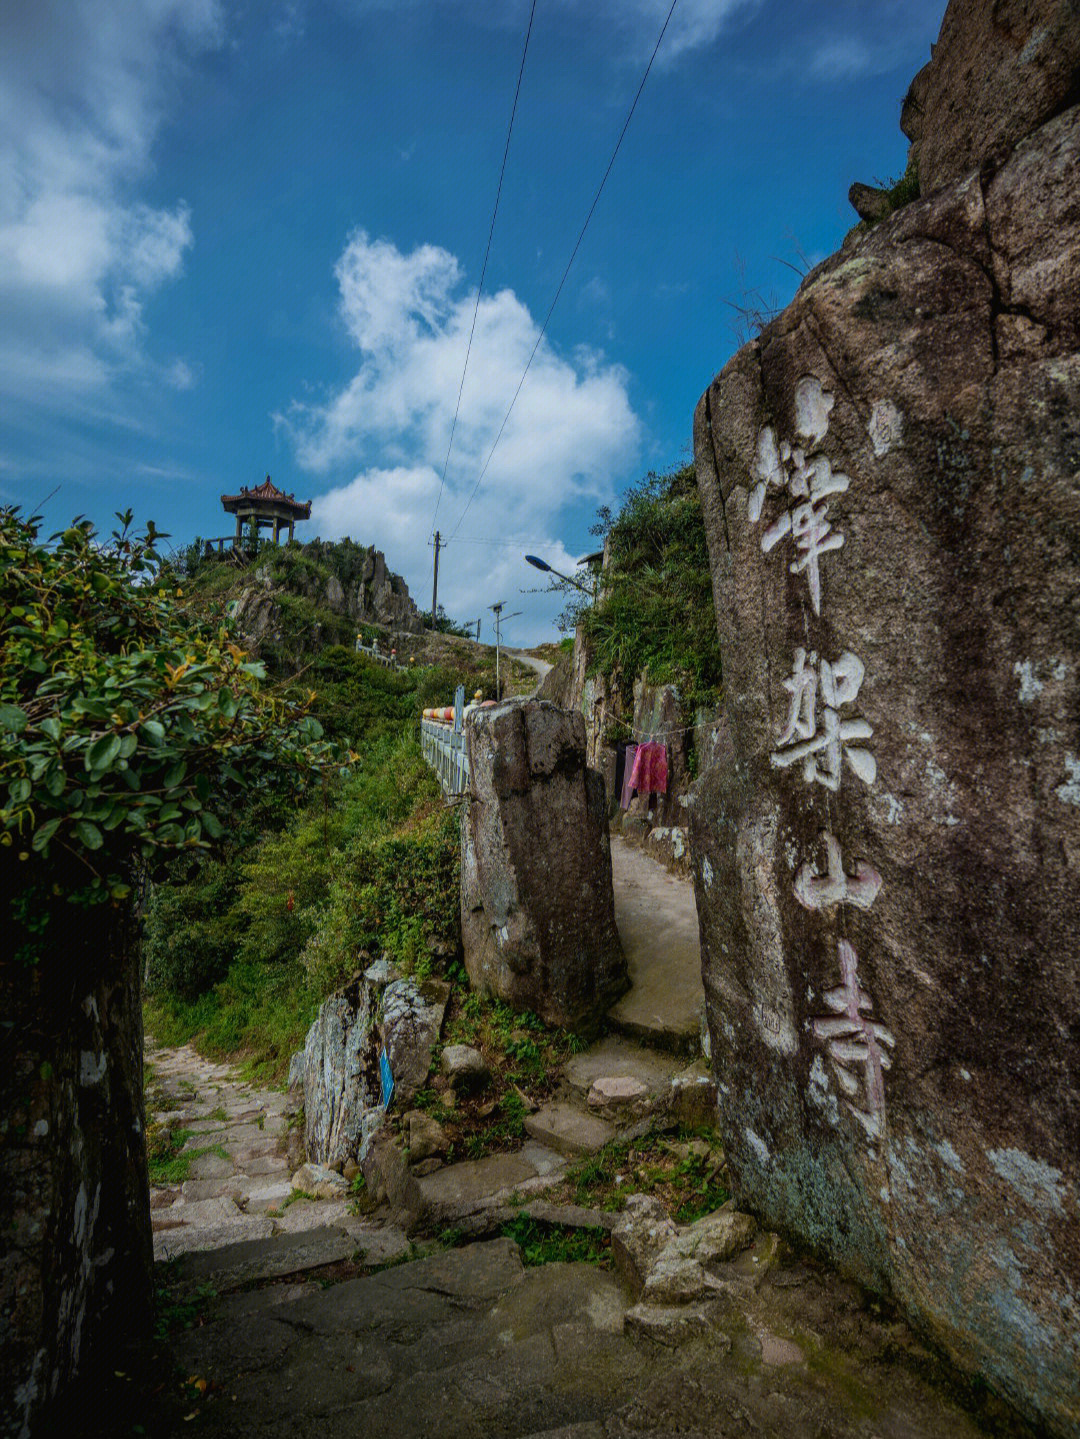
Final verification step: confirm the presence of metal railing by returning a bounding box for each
[420,684,469,797]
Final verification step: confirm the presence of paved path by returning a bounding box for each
[155,1234,998,1439]
[504,648,553,681]
[607,835,703,1052]
[147,1042,377,1262]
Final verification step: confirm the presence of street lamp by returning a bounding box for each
[524,553,592,595]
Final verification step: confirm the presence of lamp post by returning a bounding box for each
[489,601,522,700]
[524,553,593,594]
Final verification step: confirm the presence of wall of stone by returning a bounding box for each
[1,898,152,1438]
[689,70,1080,1436]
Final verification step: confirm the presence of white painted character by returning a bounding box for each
[812,939,895,1139]
[771,648,876,791]
[749,378,850,616]
[794,831,882,911]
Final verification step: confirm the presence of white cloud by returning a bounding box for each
[587,0,762,64]
[808,36,874,81]
[0,0,222,403]
[287,230,640,641]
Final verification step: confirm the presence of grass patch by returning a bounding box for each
[542,1127,728,1222]
[153,1279,218,1342]
[401,991,587,1164]
[501,1215,611,1267]
[146,1121,231,1186]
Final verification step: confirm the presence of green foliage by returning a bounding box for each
[145,1123,228,1185]
[501,1215,610,1267]
[0,512,340,996]
[868,157,920,226]
[579,465,723,710]
[144,734,460,1080]
[0,508,334,940]
[144,958,322,1085]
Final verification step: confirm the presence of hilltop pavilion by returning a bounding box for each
[220,475,312,544]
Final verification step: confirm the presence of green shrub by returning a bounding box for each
[579,463,722,710]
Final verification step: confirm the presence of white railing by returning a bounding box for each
[355,640,408,672]
[420,684,469,797]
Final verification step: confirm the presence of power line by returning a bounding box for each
[447,0,680,541]
[429,0,538,539]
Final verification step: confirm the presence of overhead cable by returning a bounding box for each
[447,0,680,541]
[429,0,539,539]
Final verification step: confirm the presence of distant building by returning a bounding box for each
[220,475,312,544]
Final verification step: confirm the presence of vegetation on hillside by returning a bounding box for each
[141,536,510,1080]
[550,463,722,713]
[0,508,332,966]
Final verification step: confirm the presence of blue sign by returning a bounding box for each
[379,1047,395,1110]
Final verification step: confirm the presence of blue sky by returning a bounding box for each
[1,0,946,643]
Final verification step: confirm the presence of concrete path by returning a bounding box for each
[146,1041,383,1262]
[607,835,703,1053]
[504,648,554,681]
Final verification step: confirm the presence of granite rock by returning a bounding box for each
[461,699,628,1032]
[691,95,1080,1436]
[902,0,1080,193]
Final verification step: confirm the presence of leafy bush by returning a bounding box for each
[0,507,334,961]
[579,464,723,709]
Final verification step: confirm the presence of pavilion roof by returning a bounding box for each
[220,474,312,518]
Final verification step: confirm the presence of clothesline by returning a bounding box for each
[596,704,717,742]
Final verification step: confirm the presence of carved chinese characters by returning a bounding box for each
[771,648,876,790]
[751,378,893,1142]
[750,377,850,616]
[812,940,895,1139]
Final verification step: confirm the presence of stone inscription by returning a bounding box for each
[812,940,895,1139]
[771,648,876,790]
[794,832,881,911]
[745,375,893,1142]
[750,377,850,616]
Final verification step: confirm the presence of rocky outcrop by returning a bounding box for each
[902,0,1080,193]
[299,966,447,1170]
[228,541,424,651]
[461,699,628,1032]
[691,81,1080,1435]
[300,973,383,1170]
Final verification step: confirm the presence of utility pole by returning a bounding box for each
[429,531,443,632]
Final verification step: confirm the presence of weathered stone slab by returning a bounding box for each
[523,1102,615,1159]
[301,973,382,1170]
[691,91,1080,1434]
[461,698,628,1032]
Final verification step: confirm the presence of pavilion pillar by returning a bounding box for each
[273,518,281,544]
[288,521,295,542]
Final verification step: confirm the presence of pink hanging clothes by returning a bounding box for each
[620,744,639,809]
[628,741,668,798]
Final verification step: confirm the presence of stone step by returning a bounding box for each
[157,1222,410,1295]
[563,1035,683,1101]
[523,1102,615,1158]
[605,997,700,1056]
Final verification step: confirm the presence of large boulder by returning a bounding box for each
[461,699,628,1032]
[1,897,152,1437]
[690,101,1080,1435]
[300,967,447,1170]
[902,0,1080,193]
[301,974,383,1170]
